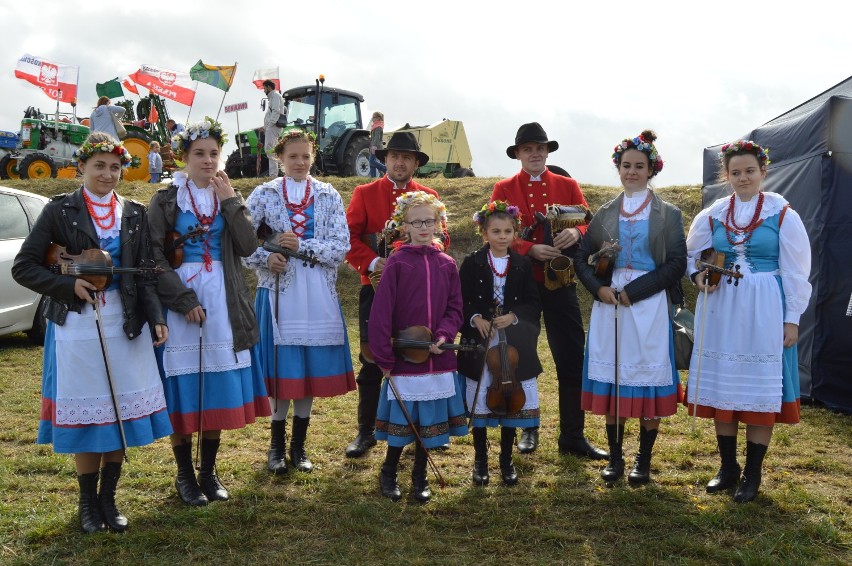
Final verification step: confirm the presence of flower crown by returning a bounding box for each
[472,200,521,226]
[171,116,227,157]
[612,134,664,176]
[391,190,448,228]
[279,128,317,147]
[72,139,134,167]
[720,140,770,167]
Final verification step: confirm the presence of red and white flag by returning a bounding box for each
[122,77,139,95]
[129,64,196,106]
[252,67,280,91]
[14,53,78,103]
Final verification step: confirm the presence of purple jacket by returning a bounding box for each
[368,244,463,375]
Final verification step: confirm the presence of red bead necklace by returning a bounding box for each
[488,250,510,278]
[185,180,218,272]
[83,190,117,230]
[724,192,764,246]
[620,190,653,218]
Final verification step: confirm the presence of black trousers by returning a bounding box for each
[355,284,383,433]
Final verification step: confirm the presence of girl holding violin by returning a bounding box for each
[12,132,172,533]
[147,118,270,507]
[684,140,811,503]
[458,201,542,487]
[243,130,355,475]
[575,130,686,485]
[369,191,467,502]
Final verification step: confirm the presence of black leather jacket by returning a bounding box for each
[12,188,165,340]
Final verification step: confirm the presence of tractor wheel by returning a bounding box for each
[0,154,20,179]
[225,149,244,179]
[19,153,57,179]
[341,136,371,177]
[452,167,475,178]
[122,131,152,182]
[246,155,270,178]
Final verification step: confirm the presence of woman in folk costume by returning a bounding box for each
[147,117,270,507]
[458,201,542,487]
[244,130,356,475]
[684,140,811,503]
[369,191,467,503]
[12,132,172,533]
[575,130,686,485]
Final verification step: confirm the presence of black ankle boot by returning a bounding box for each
[346,383,379,458]
[98,462,128,532]
[472,427,489,486]
[198,437,229,501]
[706,435,741,493]
[411,443,431,502]
[380,446,402,501]
[290,416,314,472]
[517,426,538,454]
[268,420,289,475]
[500,427,519,485]
[628,427,658,485]
[601,423,625,483]
[172,441,208,506]
[77,471,106,534]
[733,441,768,503]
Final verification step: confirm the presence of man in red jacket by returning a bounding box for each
[491,122,607,459]
[344,132,440,457]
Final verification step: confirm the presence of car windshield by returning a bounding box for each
[285,92,362,150]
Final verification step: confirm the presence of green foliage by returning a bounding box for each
[1,177,849,565]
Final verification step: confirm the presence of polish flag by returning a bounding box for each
[252,67,280,91]
[123,77,139,95]
[14,53,78,103]
[129,64,196,106]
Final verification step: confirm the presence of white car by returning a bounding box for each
[0,185,49,343]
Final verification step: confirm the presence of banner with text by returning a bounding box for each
[14,53,78,102]
[129,64,196,106]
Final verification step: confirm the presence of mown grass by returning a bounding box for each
[0,176,849,565]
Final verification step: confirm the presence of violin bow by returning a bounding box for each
[691,275,710,433]
[92,293,129,463]
[273,273,280,414]
[614,290,621,443]
[384,374,447,488]
[195,310,206,470]
[467,313,497,430]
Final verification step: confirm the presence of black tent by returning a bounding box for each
[701,77,852,413]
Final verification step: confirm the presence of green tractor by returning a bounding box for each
[225,76,371,178]
[0,107,89,180]
[117,95,178,182]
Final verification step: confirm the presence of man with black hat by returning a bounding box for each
[491,122,608,460]
[344,132,441,457]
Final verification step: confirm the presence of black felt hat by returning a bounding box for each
[375,131,429,166]
[506,122,559,159]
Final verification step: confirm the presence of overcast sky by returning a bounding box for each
[2,0,850,187]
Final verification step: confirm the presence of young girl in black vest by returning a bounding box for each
[458,201,542,486]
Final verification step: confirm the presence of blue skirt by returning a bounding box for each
[38,322,173,454]
[376,372,469,448]
[254,288,356,400]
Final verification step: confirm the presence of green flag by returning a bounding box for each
[95,78,124,99]
[189,60,236,92]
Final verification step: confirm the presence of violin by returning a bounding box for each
[45,243,163,291]
[485,306,525,416]
[588,240,622,278]
[695,248,743,286]
[391,325,483,364]
[163,224,206,268]
[257,221,318,267]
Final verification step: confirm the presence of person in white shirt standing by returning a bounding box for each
[263,80,286,177]
[148,141,163,183]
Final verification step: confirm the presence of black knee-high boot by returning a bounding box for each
[500,426,519,485]
[77,471,106,534]
[706,435,741,493]
[267,420,289,475]
[602,423,625,482]
[472,427,489,486]
[628,427,658,485]
[172,441,208,506]
[290,415,314,472]
[198,437,229,501]
[379,445,403,501]
[99,462,128,532]
[733,441,768,503]
[411,442,431,502]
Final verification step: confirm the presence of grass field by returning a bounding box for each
[0,176,849,565]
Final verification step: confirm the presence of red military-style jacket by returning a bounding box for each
[491,167,589,282]
[346,176,439,285]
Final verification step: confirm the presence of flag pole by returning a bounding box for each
[214,62,237,121]
[185,82,197,124]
